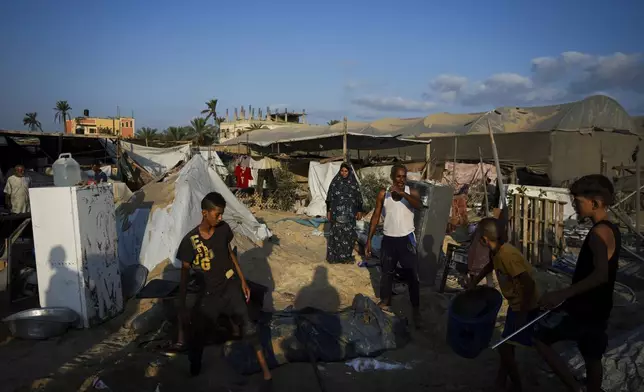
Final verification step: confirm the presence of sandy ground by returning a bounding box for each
[1,209,643,392]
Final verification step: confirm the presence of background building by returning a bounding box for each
[66,116,135,138]
[218,106,308,143]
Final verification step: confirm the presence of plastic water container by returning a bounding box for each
[52,153,82,187]
[447,286,502,359]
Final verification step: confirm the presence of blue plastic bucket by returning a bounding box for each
[447,286,502,359]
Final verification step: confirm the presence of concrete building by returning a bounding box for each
[66,116,135,138]
[218,105,308,143]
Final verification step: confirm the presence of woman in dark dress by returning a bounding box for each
[326,163,363,263]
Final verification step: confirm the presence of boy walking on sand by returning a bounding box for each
[469,217,538,392]
[176,192,272,390]
[534,175,620,392]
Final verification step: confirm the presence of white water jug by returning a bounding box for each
[53,153,82,187]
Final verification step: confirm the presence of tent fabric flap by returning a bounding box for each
[305,161,343,217]
[103,140,192,178]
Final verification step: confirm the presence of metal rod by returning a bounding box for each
[612,184,644,208]
[637,146,641,252]
[609,206,644,242]
[490,309,553,349]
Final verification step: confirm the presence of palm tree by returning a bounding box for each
[246,123,268,130]
[54,101,72,132]
[165,126,187,141]
[23,112,42,132]
[201,99,218,124]
[136,127,158,147]
[327,119,340,126]
[188,117,215,145]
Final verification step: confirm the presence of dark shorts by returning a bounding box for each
[533,310,608,361]
[192,281,257,341]
[501,308,540,347]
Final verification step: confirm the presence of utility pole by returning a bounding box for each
[342,116,348,162]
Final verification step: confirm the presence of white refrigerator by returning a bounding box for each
[29,184,123,328]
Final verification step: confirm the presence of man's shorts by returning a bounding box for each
[501,308,541,347]
[533,310,608,361]
[192,281,258,342]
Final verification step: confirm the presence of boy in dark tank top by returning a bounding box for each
[534,174,620,392]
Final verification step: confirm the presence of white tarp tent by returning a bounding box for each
[117,155,270,272]
[305,161,343,217]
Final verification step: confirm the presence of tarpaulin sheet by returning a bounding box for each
[304,161,343,217]
[116,155,271,272]
[103,141,192,178]
[223,294,409,374]
[562,325,644,392]
[442,162,497,189]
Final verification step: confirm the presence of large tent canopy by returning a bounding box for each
[221,120,430,153]
[398,94,634,137]
[222,95,635,154]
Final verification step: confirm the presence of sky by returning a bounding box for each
[1,0,643,132]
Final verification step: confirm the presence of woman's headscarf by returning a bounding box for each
[326,163,363,216]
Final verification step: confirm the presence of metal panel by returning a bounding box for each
[407,181,454,286]
[74,184,123,325]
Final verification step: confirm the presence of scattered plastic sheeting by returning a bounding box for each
[223,294,409,374]
[276,217,328,228]
[357,232,382,258]
[345,358,413,372]
[562,325,644,392]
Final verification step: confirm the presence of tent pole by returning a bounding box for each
[637,146,641,251]
[424,143,431,180]
[452,137,458,188]
[487,117,505,209]
[479,147,489,217]
[343,116,348,162]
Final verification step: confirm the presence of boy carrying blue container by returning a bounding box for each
[468,217,538,392]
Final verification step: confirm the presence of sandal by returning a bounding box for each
[161,342,187,356]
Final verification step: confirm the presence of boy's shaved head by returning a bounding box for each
[478,217,501,241]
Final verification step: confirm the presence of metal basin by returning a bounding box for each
[2,307,79,340]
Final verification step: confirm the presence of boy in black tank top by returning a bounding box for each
[534,175,620,392]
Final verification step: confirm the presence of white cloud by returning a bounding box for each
[351,96,437,112]
[426,51,644,108]
[430,74,468,93]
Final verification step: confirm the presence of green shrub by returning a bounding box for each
[360,173,389,212]
[269,168,298,211]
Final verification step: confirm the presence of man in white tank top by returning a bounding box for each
[366,164,423,328]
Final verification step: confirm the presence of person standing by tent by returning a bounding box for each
[326,163,363,264]
[365,164,423,327]
[4,164,31,214]
[175,192,272,389]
